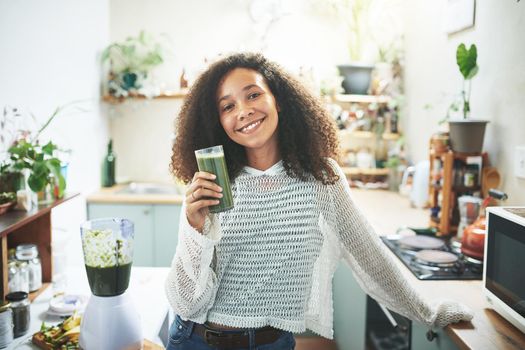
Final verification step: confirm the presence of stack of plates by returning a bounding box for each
[48,294,89,316]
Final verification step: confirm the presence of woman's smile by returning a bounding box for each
[236,117,266,134]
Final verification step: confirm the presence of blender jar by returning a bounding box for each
[80,218,134,296]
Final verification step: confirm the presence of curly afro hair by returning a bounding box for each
[171,52,341,185]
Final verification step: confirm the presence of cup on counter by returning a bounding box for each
[194,145,234,213]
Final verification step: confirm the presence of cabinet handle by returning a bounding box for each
[143,210,150,215]
[426,329,437,342]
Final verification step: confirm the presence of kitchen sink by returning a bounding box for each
[116,182,185,195]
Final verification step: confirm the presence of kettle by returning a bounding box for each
[461,189,508,260]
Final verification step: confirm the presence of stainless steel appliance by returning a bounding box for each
[484,207,525,334]
[381,233,483,280]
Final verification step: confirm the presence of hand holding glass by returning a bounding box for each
[194,145,234,213]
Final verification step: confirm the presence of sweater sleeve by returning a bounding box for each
[164,203,222,321]
[326,159,473,328]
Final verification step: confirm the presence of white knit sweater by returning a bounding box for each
[165,159,472,339]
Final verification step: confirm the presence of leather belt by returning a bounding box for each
[193,323,282,349]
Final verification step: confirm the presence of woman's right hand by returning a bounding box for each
[185,172,223,233]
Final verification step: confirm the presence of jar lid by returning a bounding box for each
[0,301,11,312]
[16,244,39,260]
[6,291,29,302]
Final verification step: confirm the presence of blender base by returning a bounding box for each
[80,291,142,350]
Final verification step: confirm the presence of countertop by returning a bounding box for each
[9,266,170,349]
[86,184,185,205]
[350,189,525,350]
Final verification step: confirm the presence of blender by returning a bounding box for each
[79,218,142,350]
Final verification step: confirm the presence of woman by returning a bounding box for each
[166,53,472,350]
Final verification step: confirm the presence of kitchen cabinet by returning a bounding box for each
[333,262,367,350]
[0,194,78,300]
[412,322,459,350]
[87,203,180,267]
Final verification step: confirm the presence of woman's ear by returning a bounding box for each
[276,102,281,112]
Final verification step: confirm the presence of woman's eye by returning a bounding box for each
[248,92,261,99]
[222,104,234,112]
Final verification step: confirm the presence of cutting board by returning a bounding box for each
[32,334,163,350]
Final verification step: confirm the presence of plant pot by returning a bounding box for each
[448,120,489,153]
[337,63,374,95]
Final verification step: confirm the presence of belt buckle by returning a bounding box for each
[204,329,231,345]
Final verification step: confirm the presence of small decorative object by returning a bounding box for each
[102,31,167,101]
[431,132,450,154]
[447,43,489,153]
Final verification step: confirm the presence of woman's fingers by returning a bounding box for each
[190,187,223,202]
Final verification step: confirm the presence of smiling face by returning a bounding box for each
[216,68,280,163]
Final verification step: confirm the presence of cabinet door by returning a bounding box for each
[87,204,154,267]
[152,204,181,267]
[333,262,367,350]
[412,322,459,350]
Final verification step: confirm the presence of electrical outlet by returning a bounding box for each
[515,146,525,179]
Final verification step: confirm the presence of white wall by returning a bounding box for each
[403,1,525,205]
[0,0,111,266]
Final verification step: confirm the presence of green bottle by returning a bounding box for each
[102,140,116,187]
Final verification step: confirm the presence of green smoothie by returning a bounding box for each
[85,263,132,296]
[195,146,234,213]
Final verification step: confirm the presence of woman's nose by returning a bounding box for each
[238,104,254,120]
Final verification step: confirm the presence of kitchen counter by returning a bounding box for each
[87,184,185,204]
[10,266,170,349]
[350,189,525,350]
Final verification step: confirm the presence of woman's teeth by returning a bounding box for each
[240,119,262,132]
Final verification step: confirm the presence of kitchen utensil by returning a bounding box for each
[79,218,142,350]
[456,196,483,240]
[481,167,501,198]
[461,189,508,260]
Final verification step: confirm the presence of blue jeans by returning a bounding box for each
[166,315,296,350]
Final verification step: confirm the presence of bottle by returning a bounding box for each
[102,139,116,187]
[15,244,42,292]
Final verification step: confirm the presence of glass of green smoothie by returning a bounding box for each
[194,145,234,213]
[80,218,134,297]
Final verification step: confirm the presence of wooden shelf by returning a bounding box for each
[341,167,389,176]
[334,94,391,104]
[0,193,78,300]
[339,130,400,141]
[102,91,187,103]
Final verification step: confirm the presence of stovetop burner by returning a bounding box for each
[381,235,483,280]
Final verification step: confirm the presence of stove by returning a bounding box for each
[381,235,483,280]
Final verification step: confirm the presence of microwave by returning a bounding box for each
[484,207,525,334]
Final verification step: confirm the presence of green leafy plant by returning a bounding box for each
[456,43,478,119]
[102,31,166,98]
[0,101,85,198]
[8,139,65,197]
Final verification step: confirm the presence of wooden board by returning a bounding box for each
[32,333,162,350]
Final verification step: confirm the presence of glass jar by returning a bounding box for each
[16,244,42,292]
[0,301,13,348]
[5,292,30,338]
[7,261,29,293]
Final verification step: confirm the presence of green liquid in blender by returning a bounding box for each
[196,153,234,213]
[85,263,132,296]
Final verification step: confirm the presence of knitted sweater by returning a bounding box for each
[165,159,472,339]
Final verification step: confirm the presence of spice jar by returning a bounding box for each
[16,244,42,292]
[5,292,30,338]
[0,301,13,348]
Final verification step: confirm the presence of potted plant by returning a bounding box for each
[0,103,79,205]
[335,0,375,95]
[102,31,166,100]
[448,43,489,153]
